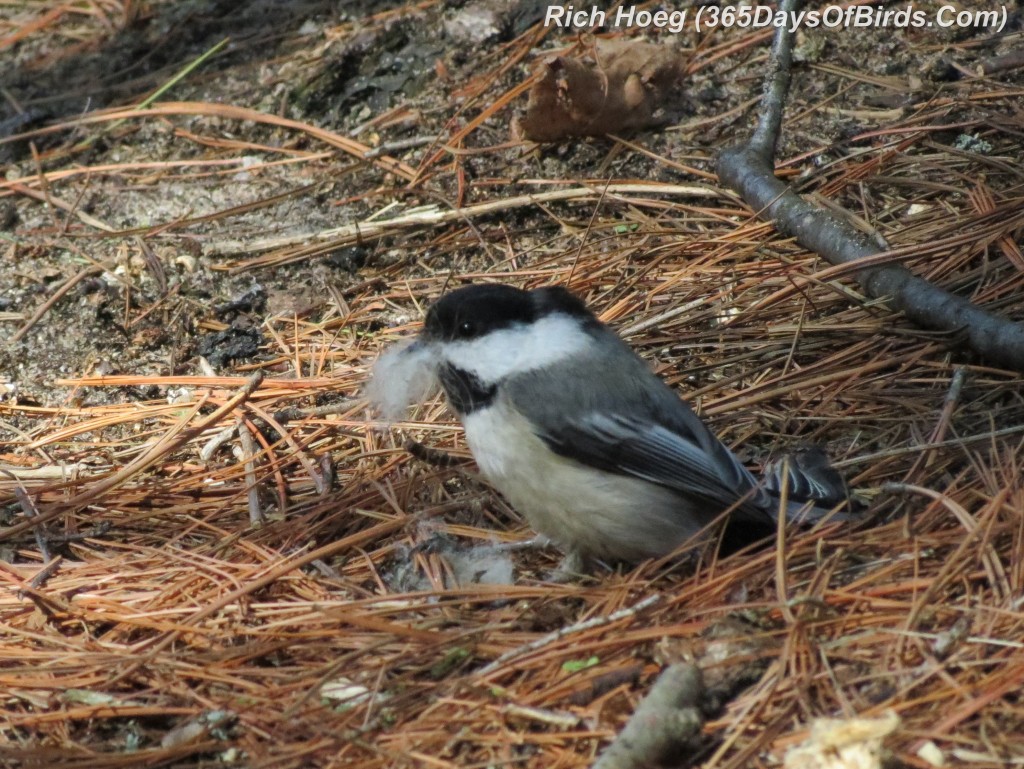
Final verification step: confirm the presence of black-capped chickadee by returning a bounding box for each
[369,284,849,572]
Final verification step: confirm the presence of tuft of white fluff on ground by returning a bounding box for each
[365,339,439,422]
[784,711,900,769]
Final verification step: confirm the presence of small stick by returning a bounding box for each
[717,0,1024,372]
[198,398,360,461]
[10,266,102,344]
[13,485,50,562]
[476,594,661,677]
[237,422,263,525]
[46,521,111,546]
[30,556,63,589]
[592,664,706,769]
[901,365,967,481]
[977,48,1024,77]
[363,135,439,159]
[200,423,239,460]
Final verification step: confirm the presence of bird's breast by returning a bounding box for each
[460,400,701,562]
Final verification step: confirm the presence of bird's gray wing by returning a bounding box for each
[552,412,772,511]
[503,346,773,518]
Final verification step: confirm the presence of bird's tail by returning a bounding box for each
[761,447,856,524]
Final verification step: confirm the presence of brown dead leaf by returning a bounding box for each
[515,38,686,142]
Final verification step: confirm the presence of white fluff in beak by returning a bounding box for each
[365,339,439,422]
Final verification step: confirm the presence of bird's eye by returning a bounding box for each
[458,320,475,338]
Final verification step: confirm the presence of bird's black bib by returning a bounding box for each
[439,364,497,415]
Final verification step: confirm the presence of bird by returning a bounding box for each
[368,283,849,574]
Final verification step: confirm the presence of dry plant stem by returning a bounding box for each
[901,366,966,481]
[208,182,713,258]
[245,401,325,494]
[592,664,705,769]
[197,398,360,461]
[476,594,661,677]
[503,704,580,729]
[716,0,1024,372]
[236,422,263,525]
[200,423,239,461]
[363,135,438,158]
[29,555,62,589]
[977,48,1024,76]
[12,484,50,562]
[773,462,795,626]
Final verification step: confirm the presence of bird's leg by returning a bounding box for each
[546,548,597,583]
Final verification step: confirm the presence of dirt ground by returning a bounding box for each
[2,1,1024,768]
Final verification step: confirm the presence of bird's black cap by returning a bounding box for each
[424,284,593,342]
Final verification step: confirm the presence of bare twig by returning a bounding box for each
[206,183,716,264]
[236,422,263,526]
[9,266,102,344]
[29,555,63,589]
[476,594,661,677]
[717,0,1024,372]
[592,664,705,769]
[13,485,50,562]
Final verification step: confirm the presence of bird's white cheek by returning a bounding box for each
[441,315,594,385]
[441,333,525,386]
